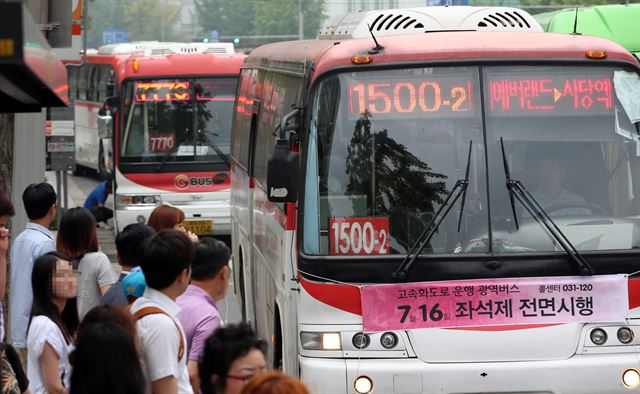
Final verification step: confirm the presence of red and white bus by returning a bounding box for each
[231,6,640,393]
[67,44,133,178]
[106,43,244,237]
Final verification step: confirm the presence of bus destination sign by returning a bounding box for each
[135,81,190,102]
[361,274,628,331]
[347,75,475,119]
[487,73,613,116]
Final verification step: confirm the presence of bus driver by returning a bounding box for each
[530,155,589,217]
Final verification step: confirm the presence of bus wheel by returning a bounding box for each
[73,165,87,177]
[98,145,109,179]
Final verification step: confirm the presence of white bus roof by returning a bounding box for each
[96,41,235,56]
[319,6,543,40]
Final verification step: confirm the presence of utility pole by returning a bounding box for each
[298,0,304,40]
[161,0,166,41]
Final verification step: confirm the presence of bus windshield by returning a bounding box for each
[304,65,640,256]
[119,77,237,166]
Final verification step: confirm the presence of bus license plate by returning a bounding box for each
[183,220,213,235]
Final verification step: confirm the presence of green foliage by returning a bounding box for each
[194,0,255,37]
[194,0,326,41]
[125,0,183,41]
[87,0,127,48]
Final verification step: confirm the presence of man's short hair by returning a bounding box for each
[22,183,56,220]
[191,238,230,281]
[115,224,155,267]
[139,229,194,290]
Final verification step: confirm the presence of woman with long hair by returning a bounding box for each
[27,252,79,394]
[199,323,268,394]
[69,323,145,394]
[147,205,198,242]
[56,207,117,318]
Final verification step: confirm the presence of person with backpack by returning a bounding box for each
[102,223,154,307]
[129,230,194,394]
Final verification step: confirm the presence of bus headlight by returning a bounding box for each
[354,376,374,394]
[623,369,640,388]
[352,332,370,349]
[116,195,160,207]
[380,332,398,349]
[300,332,341,350]
[590,328,608,345]
[618,327,634,344]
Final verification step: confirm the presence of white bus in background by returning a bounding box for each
[69,41,235,179]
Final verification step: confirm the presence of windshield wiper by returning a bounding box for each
[499,138,594,276]
[198,130,230,167]
[155,145,178,172]
[392,141,473,280]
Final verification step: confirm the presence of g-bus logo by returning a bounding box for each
[174,174,190,189]
[174,173,228,190]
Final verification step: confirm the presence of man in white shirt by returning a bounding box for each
[9,183,57,361]
[130,229,194,394]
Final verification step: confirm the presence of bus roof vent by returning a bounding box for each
[96,42,235,56]
[318,6,542,40]
[148,47,177,56]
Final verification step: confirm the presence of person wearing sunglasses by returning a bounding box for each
[198,323,267,394]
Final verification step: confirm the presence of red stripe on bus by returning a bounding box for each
[628,278,640,309]
[299,275,362,316]
[72,23,81,35]
[286,203,296,230]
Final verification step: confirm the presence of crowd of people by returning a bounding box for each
[0,183,310,394]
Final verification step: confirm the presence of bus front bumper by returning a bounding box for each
[300,354,640,393]
[115,204,231,236]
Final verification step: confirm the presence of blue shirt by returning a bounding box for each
[9,222,56,348]
[84,181,109,209]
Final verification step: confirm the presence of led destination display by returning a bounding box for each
[487,72,614,116]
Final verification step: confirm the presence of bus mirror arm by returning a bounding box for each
[267,108,302,203]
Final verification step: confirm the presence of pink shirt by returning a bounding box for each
[176,284,221,361]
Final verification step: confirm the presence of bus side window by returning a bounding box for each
[78,65,88,100]
[252,72,302,187]
[67,67,78,100]
[232,69,255,169]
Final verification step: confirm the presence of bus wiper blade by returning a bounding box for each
[155,145,178,171]
[198,130,230,167]
[392,141,472,281]
[499,138,594,276]
[457,141,473,232]
[500,137,520,231]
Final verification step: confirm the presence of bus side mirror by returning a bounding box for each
[267,139,299,203]
[106,79,115,97]
[97,96,118,138]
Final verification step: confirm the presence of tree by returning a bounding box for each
[194,0,326,42]
[253,0,325,39]
[194,0,256,38]
[124,0,183,42]
[345,111,448,251]
[87,0,128,48]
